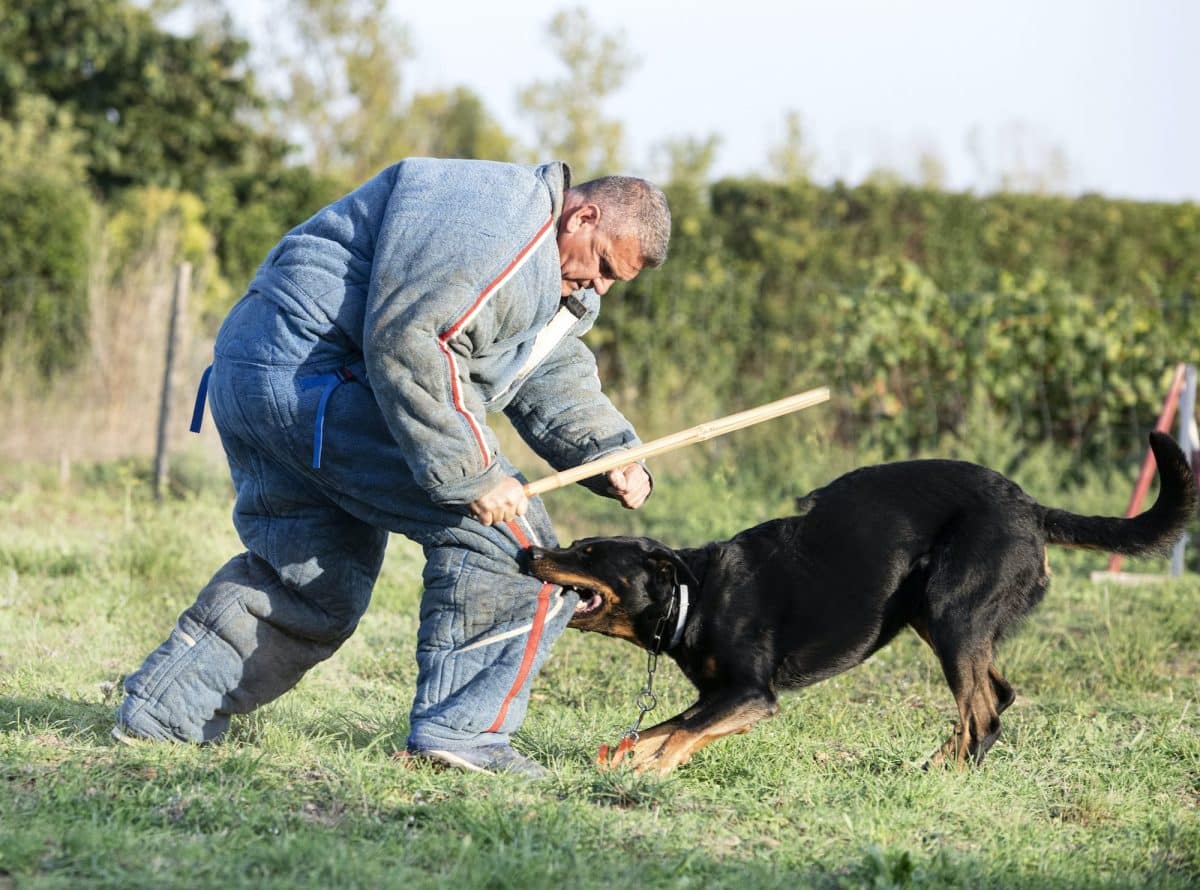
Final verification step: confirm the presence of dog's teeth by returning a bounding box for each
[572,591,602,615]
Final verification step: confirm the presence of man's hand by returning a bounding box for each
[470,476,529,526]
[606,463,651,510]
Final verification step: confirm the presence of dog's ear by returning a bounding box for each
[649,549,699,592]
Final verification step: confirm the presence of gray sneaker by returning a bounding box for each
[111,724,150,746]
[406,743,550,779]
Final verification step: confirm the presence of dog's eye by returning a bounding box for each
[582,546,594,556]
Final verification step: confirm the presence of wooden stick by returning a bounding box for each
[523,386,831,497]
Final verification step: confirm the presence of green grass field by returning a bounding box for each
[1,454,1198,888]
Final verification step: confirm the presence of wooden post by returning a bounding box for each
[153,261,191,502]
[1106,362,1187,573]
[1170,364,1197,576]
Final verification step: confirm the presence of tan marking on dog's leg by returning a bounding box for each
[927,722,966,768]
[989,664,1016,715]
[603,721,677,770]
[958,654,991,765]
[912,618,953,769]
[612,733,667,770]
[927,652,977,768]
[957,653,1005,766]
[599,701,711,770]
[931,648,1007,768]
[631,696,779,776]
[967,680,994,760]
[965,656,1007,764]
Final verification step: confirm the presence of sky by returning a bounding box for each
[233,0,1198,202]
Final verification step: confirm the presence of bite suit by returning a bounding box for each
[117,159,640,752]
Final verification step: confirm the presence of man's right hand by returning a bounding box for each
[469,476,529,526]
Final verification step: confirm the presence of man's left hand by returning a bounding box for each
[606,463,651,510]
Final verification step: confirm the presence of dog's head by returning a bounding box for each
[525,536,697,649]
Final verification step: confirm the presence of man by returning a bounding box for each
[114,159,670,778]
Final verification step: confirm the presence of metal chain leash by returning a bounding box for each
[620,604,675,743]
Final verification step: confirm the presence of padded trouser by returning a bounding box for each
[119,354,576,748]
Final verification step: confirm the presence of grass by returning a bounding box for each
[1,449,1198,888]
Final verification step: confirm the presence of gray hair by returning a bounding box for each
[570,176,672,268]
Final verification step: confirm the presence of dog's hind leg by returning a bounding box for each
[914,516,1043,767]
[912,618,998,767]
[989,664,1015,716]
[921,641,1008,768]
[912,616,1017,766]
[914,617,1015,722]
[915,652,1019,768]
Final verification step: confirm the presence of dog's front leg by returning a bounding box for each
[622,688,779,776]
[600,701,704,770]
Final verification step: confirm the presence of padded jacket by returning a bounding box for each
[215,158,639,507]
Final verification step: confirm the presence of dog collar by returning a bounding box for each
[667,583,690,649]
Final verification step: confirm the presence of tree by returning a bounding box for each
[652,133,721,220]
[517,7,638,178]
[0,0,287,196]
[201,163,345,301]
[916,148,948,190]
[265,0,516,182]
[406,87,516,162]
[966,122,1072,195]
[767,110,817,182]
[272,0,410,181]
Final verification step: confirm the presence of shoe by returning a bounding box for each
[111,724,150,746]
[406,743,550,779]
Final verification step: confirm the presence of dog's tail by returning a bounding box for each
[1041,432,1197,557]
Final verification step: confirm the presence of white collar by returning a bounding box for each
[667,583,690,650]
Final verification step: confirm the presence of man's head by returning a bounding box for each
[556,176,671,297]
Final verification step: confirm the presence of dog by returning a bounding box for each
[526,432,1196,775]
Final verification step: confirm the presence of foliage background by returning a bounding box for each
[0,2,1197,886]
[1,0,1196,473]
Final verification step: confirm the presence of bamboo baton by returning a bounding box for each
[523,386,831,497]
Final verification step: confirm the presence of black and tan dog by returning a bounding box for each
[527,433,1196,775]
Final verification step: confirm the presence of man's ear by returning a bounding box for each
[563,202,601,233]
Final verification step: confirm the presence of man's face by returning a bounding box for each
[557,204,645,297]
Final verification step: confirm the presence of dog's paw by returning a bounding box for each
[595,736,635,770]
[596,734,678,774]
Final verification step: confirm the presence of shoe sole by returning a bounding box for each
[111,725,146,746]
[412,748,492,774]
[408,747,549,779]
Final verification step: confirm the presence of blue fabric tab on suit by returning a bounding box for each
[189,364,214,433]
[300,367,358,469]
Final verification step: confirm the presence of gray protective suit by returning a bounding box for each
[118,159,641,751]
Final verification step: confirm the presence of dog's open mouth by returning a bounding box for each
[527,556,612,618]
[567,586,605,617]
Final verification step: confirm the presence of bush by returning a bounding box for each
[201,165,348,312]
[104,185,230,322]
[0,172,94,375]
[595,178,1199,465]
[0,95,95,376]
